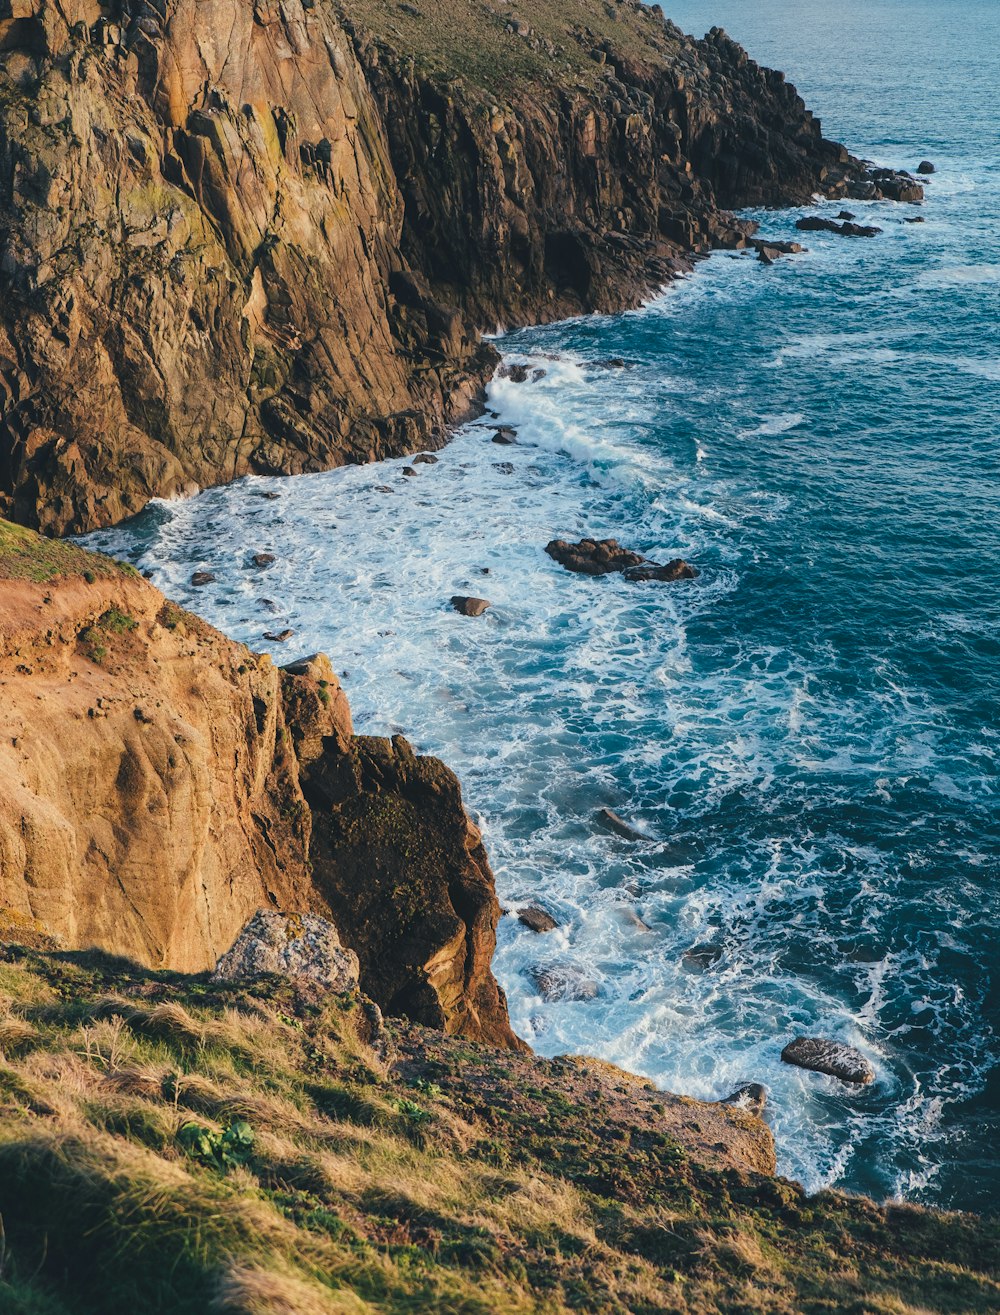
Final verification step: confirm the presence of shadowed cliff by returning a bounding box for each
[0,0,920,533]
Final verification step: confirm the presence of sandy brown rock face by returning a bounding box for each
[0,524,522,1046]
[0,562,316,970]
[0,0,920,534]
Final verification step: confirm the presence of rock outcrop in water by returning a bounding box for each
[0,0,920,534]
[547,537,697,581]
[0,521,519,1047]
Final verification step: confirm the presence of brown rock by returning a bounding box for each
[250,553,276,568]
[781,1037,876,1085]
[263,629,294,643]
[302,732,525,1048]
[623,559,698,582]
[0,561,317,971]
[190,571,216,587]
[517,905,559,933]
[596,807,648,841]
[492,427,518,445]
[450,595,491,616]
[0,0,919,534]
[0,527,522,1049]
[546,538,646,575]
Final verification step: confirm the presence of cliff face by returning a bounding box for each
[0,521,519,1046]
[0,0,920,535]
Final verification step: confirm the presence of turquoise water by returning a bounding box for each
[85,0,1000,1210]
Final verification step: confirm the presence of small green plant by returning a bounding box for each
[411,1078,444,1099]
[392,1097,432,1125]
[98,608,138,635]
[177,1119,255,1171]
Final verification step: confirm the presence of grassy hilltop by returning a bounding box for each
[0,946,996,1315]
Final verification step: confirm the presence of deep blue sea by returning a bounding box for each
[84,0,1000,1211]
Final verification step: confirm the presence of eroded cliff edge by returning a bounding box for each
[0,0,920,533]
[0,519,521,1048]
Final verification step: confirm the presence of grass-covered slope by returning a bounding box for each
[0,946,996,1315]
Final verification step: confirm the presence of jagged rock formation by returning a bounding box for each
[280,648,522,1048]
[0,524,519,1046]
[0,0,921,534]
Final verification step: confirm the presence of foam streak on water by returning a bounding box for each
[84,0,1000,1210]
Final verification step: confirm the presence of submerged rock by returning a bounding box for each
[530,964,599,1001]
[250,552,275,568]
[492,427,518,445]
[596,807,648,841]
[213,910,360,993]
[682,942,724,972]
[450,595,491,616]
[518,905,559,933]
[781,1036,876,1085]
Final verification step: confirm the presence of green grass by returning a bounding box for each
[0,518,131,584]
[334,0,690,95]
[0,945,994,1313]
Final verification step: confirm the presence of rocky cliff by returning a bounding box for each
[0,519,520,1047]
[0,0,920,534]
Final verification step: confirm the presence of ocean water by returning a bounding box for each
[83,0,1000,1211]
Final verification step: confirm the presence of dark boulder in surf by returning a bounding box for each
[623,560,698,582]
[781,1037,875,1085]
[546,538,645,575]
[518,906,559,933]
[796,216,882,237]
[451,595,491,617]
[500,364,530,383]
[721,1083,768,1114]
[917,160,935,174]
[547,538,698,582]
